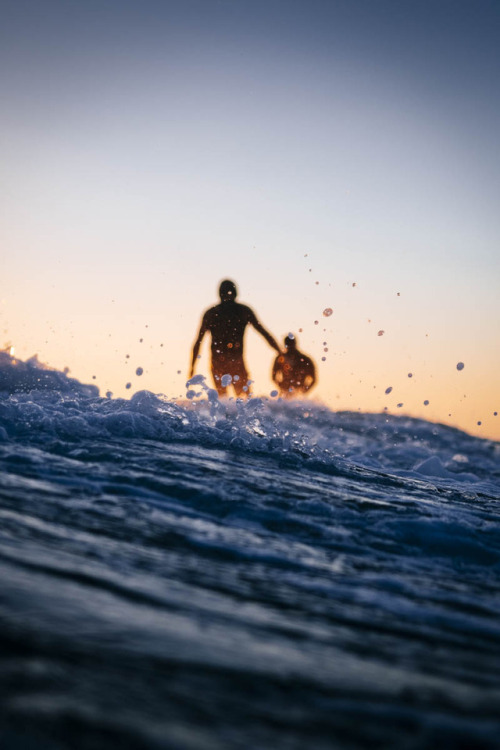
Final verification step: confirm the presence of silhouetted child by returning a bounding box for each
[272,334,316,398]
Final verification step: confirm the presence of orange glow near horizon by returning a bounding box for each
[3,273,499,443]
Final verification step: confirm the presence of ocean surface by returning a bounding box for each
[1,354,499,750]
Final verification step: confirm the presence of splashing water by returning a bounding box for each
[0,353,499,750]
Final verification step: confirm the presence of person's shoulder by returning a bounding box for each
[299,351,314,365]
[205,302,221,314]
[202,304,219,322]
[237,303,256,318]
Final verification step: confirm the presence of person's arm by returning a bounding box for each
[248,309,281,353]
[272,354,283,382]
[272,359,284,384]
[304,358,316,390]
[308,359,317,387]
[190,313,209,377]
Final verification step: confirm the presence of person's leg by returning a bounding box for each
[231,361,250,398]
[213,357,250,398]
[212,370,228,397]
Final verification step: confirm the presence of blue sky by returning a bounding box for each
[2,0,499,437]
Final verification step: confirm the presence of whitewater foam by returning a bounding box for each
[1,354,499,750]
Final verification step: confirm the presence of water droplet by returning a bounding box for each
[323,308,333,317]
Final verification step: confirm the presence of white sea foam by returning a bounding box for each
[1,353,499,750]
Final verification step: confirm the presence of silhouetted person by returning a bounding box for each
[272,334,316,398]
[190,279,281,397]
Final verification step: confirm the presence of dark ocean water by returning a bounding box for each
[1,355,499,749]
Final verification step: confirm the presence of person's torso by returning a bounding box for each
[276,351,313,383]
[206,302,252,356]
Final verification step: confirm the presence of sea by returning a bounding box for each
[1,352,499,750]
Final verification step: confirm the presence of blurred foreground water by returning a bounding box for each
[1,354,499,749]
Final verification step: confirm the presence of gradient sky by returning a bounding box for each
[1,0,499,439]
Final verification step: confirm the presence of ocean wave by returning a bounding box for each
[1,378,499,497]
[1,355,500,749]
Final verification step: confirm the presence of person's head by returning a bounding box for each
[284,333,297,350]
[219,279,237,302]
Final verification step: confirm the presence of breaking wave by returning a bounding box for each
[1,353,499,749]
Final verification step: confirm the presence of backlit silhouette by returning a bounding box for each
[190,280,281,397]
[272,334,316,398]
